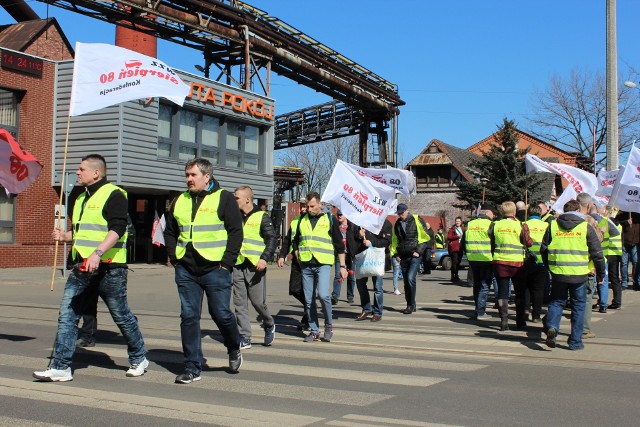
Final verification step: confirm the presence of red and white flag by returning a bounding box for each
[151,210,166,247]
[321,160,397,234]
[69,42,190,117]
[525,154,598,213]
[0,128,43,194]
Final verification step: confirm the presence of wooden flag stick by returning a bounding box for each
[50,116,72,291]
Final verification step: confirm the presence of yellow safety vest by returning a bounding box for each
[72,183,128,263]
[547,221,590,276]
[173,190,227,261]
[288,215,301,254]
[236,211,267,266]
[434,233,445,249]
[525,218,550,263]
[492,219,524,262]
[298,214,335,265]
[391,214,429,256]
[597,217,612,256]
[464,218,492,262]
[609,224,623,256]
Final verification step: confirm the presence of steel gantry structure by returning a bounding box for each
[38,0,405,166]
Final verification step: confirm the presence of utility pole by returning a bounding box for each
[606,0,619,170]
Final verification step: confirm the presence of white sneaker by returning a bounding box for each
[33,367,73,382]
[393,289,401,295]
[126,357,149,377]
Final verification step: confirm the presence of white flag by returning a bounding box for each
[347,164,416,197]
[321,160,397,234]
[607,166,640,214]
[151,211,166,247]
[596,168,619,197]
[69,42,190,117]
[525,154,598,213]
[619,145,640,186]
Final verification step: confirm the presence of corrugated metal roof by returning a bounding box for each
[0,19,51,51]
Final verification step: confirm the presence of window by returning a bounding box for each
[0,189,15,244]
[157,104,263,172]
[0,88,18,137]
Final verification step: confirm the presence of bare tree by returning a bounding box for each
[527,68,640,171]
[275,136,359,196]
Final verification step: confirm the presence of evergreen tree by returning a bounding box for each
[456,118,545,210]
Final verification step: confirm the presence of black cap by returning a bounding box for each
[396,203,408,215]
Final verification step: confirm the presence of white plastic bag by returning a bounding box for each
[353,246,386,279]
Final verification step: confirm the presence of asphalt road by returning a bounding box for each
[1,264,639,426]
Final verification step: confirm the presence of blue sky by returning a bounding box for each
[3,1,640,165]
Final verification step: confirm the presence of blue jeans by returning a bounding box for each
[621,244,637,287]
[302,263,332,333]
[546,279,587,349]
[400,257,421,308]
[356,275,385,316]
[392,257,403,291]
[597,262,609,308]
[470,261,492,316]
[332,258,355,300]
[51,266,146,370]
[175,264,240,374]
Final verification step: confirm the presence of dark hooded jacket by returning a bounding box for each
[540,212,606,284]
[347,220,392,256]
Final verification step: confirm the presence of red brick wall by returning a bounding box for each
[23,26,74,61]
[0,59,60,268]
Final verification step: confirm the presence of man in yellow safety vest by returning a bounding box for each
[233,185,278,349]
[541,199,605,350]
[292,192,347,342]
[34,154,147,382]
[164,158,244,383]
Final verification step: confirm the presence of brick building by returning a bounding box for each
[0,18,276,268]
[403,130,578,228]
[0,19,73,268]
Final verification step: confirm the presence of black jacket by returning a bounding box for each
[164,178,243,275]
[347,220,392,256]
[392,215,429,259]
[541,212,606,284]
[240,205,278,266]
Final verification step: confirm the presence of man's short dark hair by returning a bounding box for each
[528,204,542,217]
[82,154,107,178]
[306,191,321,203]
[185,158,213,178]
[564,200,581,213]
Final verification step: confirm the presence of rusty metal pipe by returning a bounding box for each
[0,0,40,21]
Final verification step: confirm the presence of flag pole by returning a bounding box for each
[50,116,72,291]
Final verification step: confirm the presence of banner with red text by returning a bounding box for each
[0,128,43,194]
[69,42,190,117]
[322,160,397,234]
[525,154,598,213]
[599,166,640,214]
[347,164,416,197]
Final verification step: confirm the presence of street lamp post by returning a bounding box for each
[480,177,489,203]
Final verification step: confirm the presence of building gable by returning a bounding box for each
[467,128,577,166]
[0,18,74,60]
